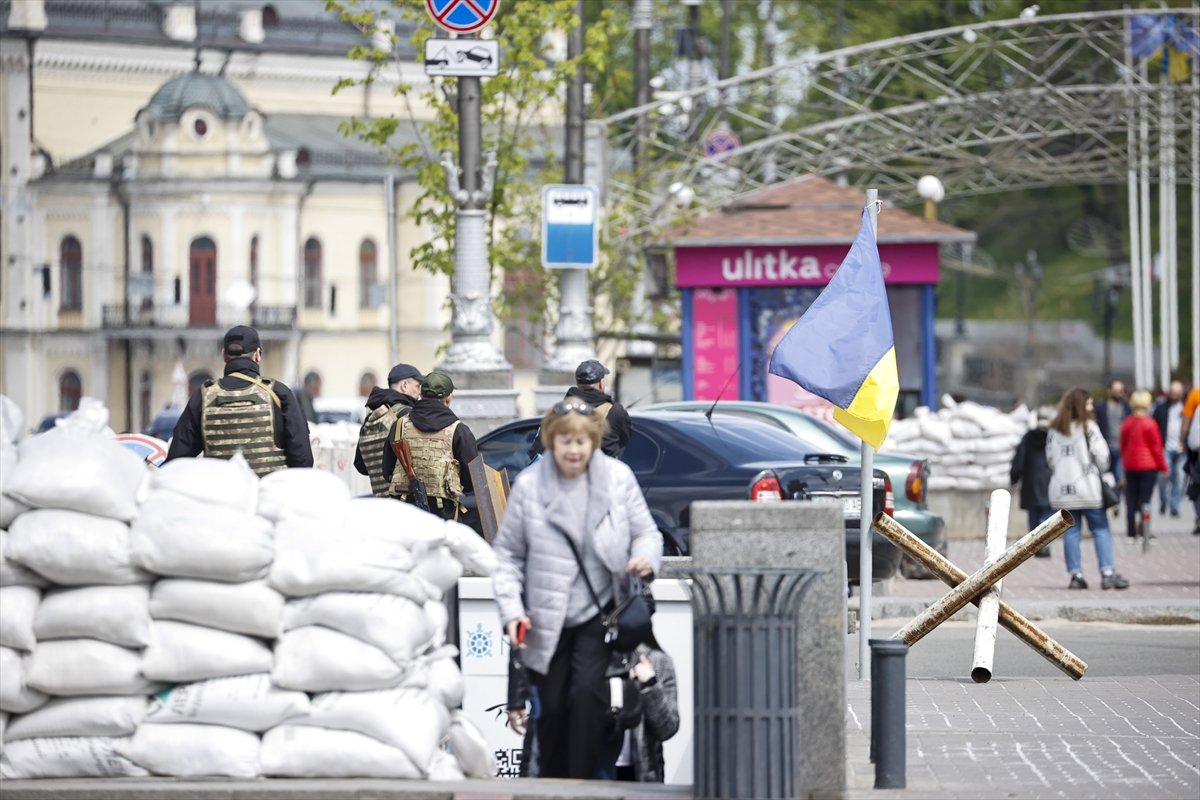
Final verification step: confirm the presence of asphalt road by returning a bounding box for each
[852,619,1200,680]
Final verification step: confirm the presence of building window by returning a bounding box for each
[140,235,154,309]
[359,371,377,397]
[249,235,259,310]
[359,239,377,309]
[59,369,82,412]
[59,236,83,311]
[303,238,322,310]
[193,118,208,138]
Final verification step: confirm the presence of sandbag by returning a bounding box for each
[0,646,48,713]
[0,585,39,651]
[443,521,496,576]
[282,592,434,665]
[6,428,147,521]
[131,489,273,581]
[427,748,467,780]
[117,723,260,778]
[0,736,149,779]
[400,649,464,710]
[0,395,23,446]
[257,468,351,524]
[144,673,309,732]
[149,453,259,514]
[412,545,463,595]
[425,600,448,649]
[35,584,152,647]
[298,688,449,773]
[272,626,404,692]
[343,497,446,555]
[270,520,423,600]
[447,709,495,779]
[0,494,29,532]
[149,578,283,638]
[141,621,273,683]
[4,696,147,741]
[7,510,148,585]
[260,725,422,778]
[27,639,155,696]
[0,530,46,587]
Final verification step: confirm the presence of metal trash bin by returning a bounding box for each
[682,567,822,800]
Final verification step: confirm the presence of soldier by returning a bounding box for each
[382,371,479,520]
[532,359,633,459]
[354,363,423,496]
[166,325,313,476]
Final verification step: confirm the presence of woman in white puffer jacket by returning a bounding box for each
[1046,387,1130,591]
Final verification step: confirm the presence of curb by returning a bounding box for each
[849,597,1200,625]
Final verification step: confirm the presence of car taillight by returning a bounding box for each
[884,474,895,517]
[750,471,783,502]
[905,460,926,504]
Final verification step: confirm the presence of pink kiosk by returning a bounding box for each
[672,176,975,415]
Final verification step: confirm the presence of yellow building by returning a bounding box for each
[1,0,465,432]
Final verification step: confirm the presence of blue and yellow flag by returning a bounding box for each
[768,209,898,450]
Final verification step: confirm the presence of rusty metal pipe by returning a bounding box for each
[872,512,1087,681]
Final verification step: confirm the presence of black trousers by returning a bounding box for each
[1124,470,1158,537]
[531,614,610,779]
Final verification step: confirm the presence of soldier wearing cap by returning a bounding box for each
[383,371,479,520]
[534,359,632,459]
[354,363,424,496]
[165,325,313,476]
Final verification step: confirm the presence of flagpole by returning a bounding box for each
[1192,26,1199,389]
[858,189,880,682]
[1124,14,1145,389]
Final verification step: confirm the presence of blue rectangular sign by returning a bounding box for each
[542,184,598,269]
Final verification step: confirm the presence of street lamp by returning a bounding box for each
[917,175,945,222]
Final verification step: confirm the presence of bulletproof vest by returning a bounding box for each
[389,417,462,502]
[199,374,287,477]
[358,402,410,497]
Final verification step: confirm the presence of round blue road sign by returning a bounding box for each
[425,0,499,34]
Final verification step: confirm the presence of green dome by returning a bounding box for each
[146,72,250,121]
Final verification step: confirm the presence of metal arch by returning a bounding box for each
[599,8,1199,234]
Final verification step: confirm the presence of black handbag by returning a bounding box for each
[604,653,644,735]
[558,529,656,652]
[1085,427,1119,510]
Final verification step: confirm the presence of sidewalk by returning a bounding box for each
[857,505,1200,624]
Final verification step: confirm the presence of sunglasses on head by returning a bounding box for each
[552,401,594,416]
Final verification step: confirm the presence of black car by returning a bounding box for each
[476,410,899,584]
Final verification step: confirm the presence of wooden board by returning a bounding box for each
[468,455,510,543]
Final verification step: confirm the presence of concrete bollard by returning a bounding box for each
[870,638,908,789]
[971,490,1010,683]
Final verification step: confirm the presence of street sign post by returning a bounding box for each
[424,38,499,77]
[424,0,499,34]
[541,184,599,269]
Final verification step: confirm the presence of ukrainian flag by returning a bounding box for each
[768,209,898,450]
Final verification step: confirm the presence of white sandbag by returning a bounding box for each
[447,709,495,779]
[4,696,147,741]
[34,584,152,647]
[131,489,273,581]
[7,510,148,585]
[149,578,283,638]
[144,673,309,732]
[0,530,46,587]
[269,520,424,600]
[141,621,273,683]
[428,748,466,780]
[0,736,149,778]
[0,585,39,651]
[0,712,6,753]
[0,646,48,713]
[0,494,29,531]
[974,436,1016,454]
[403,651,464,710]
[949,419,984,439]
[272,626,404,692]
[299,688,449,772]
[27,639,155,696]
[926,474,960,490]
[282,593,434,665]
[149,454,259,515]
[260,725,422,778]
[0,395,23,446]
[117,723,260,778]
[412,545,463,595]
[343,497,446,555]
[918,416,953,446]
[443,521,496,576]
[6,428,147,521]
[257,468,351,524]
[425,600,448,649]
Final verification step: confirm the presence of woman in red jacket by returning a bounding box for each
[1119,389,1169,539]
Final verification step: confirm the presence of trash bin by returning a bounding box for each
[682,567,822,800]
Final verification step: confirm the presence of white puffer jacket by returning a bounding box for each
[491,452,662,675]
[1046,420,1109,510]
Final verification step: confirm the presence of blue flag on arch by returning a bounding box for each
[767,209,898,450]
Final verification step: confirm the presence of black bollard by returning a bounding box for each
[869,638,907,790]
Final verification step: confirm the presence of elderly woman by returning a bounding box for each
[492,401,662,779]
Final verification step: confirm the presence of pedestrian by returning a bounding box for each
[594,637,679,782]
[532,360,633,460]
[295,371,321,425]
[493,401,662,779]
[1152,380,1185,517]
[1045,387,1129,590]
[165,325,313,476]
[381,371,478,521]
[1010,405,1056,557]
[354,363,423,497]
[1181,386,1200,534]
[1119,390,1168,539]
[1093,378,1131,511]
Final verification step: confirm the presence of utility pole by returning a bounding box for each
[633,0,652,172]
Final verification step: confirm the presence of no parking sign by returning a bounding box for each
[425,0,499,34]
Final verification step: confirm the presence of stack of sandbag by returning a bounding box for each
[0,401,159,778]
[882,395,1030,491]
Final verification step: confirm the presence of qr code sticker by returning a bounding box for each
[494,747,523,778]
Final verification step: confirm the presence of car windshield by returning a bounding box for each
[785,414,859,455]
[645,414,822,463]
